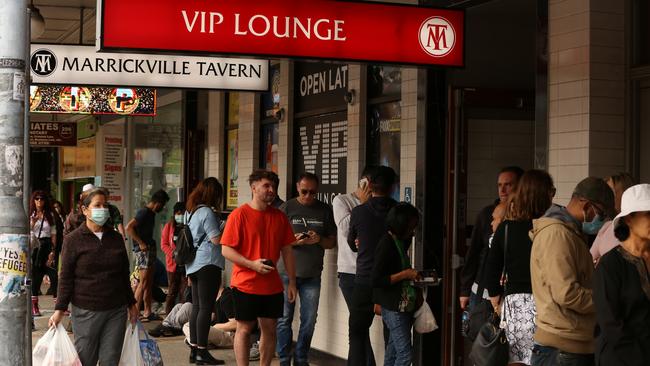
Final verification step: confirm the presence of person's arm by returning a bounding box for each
[126,217,147,251]
[281,244,297,303]
[117,223,126,240]
[160,223,174,256]
[221,245,271,273]
[51,234,77,326]
[318,206,337,249]
[333,196,352,238]
[484,223,505,307]
[201,208,222,245]
[347,208,359,252]
[542,230,594,314]
[459,205,492,309]
[213,318,237,332]
[372,238,417,287]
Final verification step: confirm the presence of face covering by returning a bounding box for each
[582,212,605,235]
[90,208,110,226]
[174,215,184,224]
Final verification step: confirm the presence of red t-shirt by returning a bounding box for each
[221,203,296,295]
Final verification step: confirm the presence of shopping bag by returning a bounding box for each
[413,289,438,333]
[119,323,145,366]
[33,323,82,366]
[137,321,164,366]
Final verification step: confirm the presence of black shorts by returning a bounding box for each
[232,287,284,321]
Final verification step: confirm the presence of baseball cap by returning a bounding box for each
[573,177,615,219]
[612,184,650,230]
[82,183,95,193]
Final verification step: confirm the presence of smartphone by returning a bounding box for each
[359,177,369,189]
[262,259,274,267]
[298,232,310,240]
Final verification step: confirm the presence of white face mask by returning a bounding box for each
[174,215,184,224]
[90,208,110,226]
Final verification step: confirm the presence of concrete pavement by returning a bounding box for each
[31,295,346,365]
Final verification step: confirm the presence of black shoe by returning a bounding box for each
[195,348,225,365]
[189,347,197,364]
[148,324,165,337]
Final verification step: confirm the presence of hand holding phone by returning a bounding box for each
[298,232,310,240]
[261,259,274,268]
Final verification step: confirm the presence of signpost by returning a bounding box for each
[97,0,464,66]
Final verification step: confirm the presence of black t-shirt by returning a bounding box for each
[213,287,235,325]
[133,207,156,251]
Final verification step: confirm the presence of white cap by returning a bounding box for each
[612,184,650,230]
[82,183,95,193]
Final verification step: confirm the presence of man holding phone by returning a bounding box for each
[276,172,337,366]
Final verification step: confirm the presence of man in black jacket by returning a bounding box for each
[347,166,398,366]
[459,166,523,311]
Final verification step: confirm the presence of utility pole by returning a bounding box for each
[0,0,30,364]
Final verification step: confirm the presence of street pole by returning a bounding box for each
[0,0,31,364]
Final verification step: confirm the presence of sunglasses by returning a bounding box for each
[34,197,45,201]
[299,189,317,196]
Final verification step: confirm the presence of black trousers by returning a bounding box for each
[348,283,389,366]
[188,265,221,348]
[32,238,57,297]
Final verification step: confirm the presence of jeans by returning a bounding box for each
[339,273,376,366]
[277,274,321,364]
[531,344,595,366]
[381,308,413,366]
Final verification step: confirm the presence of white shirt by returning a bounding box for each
[332,193,361,274]
[31,214,55,239]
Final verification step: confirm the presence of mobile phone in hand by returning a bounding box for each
[298,232,310,240]
[262,259,274,267]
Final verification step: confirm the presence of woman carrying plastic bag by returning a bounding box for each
[33,323,82,366]
[119,321,164,366]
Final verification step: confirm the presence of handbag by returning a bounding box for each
[468,223,511,366]
[393,238,417,312]
[414,288,438,333]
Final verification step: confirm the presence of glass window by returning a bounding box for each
[226,93,239,209]
[367,102,401,201]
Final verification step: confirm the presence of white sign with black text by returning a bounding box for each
[30,44,269,91]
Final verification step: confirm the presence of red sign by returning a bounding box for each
[98,0,464,66]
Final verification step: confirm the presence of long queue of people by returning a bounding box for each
[461,168,650,366]
[35,165,424,366]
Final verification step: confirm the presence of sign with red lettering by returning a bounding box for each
[98,0,464,66]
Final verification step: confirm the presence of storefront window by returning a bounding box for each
[226,93,239,209]
[260,65,281,173]
[132,99,183,248]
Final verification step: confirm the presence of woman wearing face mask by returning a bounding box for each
[484,170,555,366]
[49,188,138,366]
[161,201,188,315]
[591,173,636,263]
[593,184,650,366]
[372,203,421,366]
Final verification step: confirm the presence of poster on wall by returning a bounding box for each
[226,129,239,209]
[30,85,156,116]
[293,112,347,205]
[294,62,348,113]
[61,137,96,179]
[29,121,77,147]
[260,123,279,173]
[102,135,125,213]
[261,64,281,118]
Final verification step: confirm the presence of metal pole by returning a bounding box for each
[24,6,34,365]
[0,0,30,365]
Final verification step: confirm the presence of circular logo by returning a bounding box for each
[418,16,456,58]
[59,87,91,113]
[30,48,57,77]
[108,88,140,114]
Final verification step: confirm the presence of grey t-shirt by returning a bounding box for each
[278,198,337,278]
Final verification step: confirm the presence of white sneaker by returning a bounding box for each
[249,341,260,361]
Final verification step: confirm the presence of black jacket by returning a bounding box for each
[460,200,498,297]
[372,234,412,312]
[348,196,397,285]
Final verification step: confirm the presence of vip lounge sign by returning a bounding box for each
[31,44,269,91]
[98,0,464,66]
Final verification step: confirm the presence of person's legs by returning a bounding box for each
[71,306,102,366]
[259,317,278,366]
[164,302,192,329]
[188,272,200,346]
[348,284,375,366]
[97,307,128,365]
[294,276,321,364]
[556,351,594,366]
[234,320,256,366]
[194,265,221,348]
[142,253,156,316]
[276,274,297,364]
[165,270,180,314]
[531,345,558,366]
[338,272,355,310]
[381,309,412,366]
[46,265,57,298]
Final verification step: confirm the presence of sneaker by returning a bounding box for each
[248,341,260,361]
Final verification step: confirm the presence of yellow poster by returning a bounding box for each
[226,129,239,209]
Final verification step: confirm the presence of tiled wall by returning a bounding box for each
[548,0,625,204]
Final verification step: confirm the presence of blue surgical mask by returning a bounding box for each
[174,215,184,224]
[582,214,604,235]
[90,208,110,226]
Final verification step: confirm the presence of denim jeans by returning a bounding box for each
[531,344,594,366]
[276,274,321,364]
[339,273,376,366]
[381,308,413,366]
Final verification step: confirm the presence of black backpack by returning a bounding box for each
[173,205,208,266]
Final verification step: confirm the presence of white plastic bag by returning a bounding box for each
[119,323,145,366]
[414,289,438,333]
[33,323,82,366]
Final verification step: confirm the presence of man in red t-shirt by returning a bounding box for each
[221,170,297,366]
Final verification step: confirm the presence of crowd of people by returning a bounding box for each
[461,168,650,366]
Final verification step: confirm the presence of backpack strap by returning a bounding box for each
[187,205,209,248]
